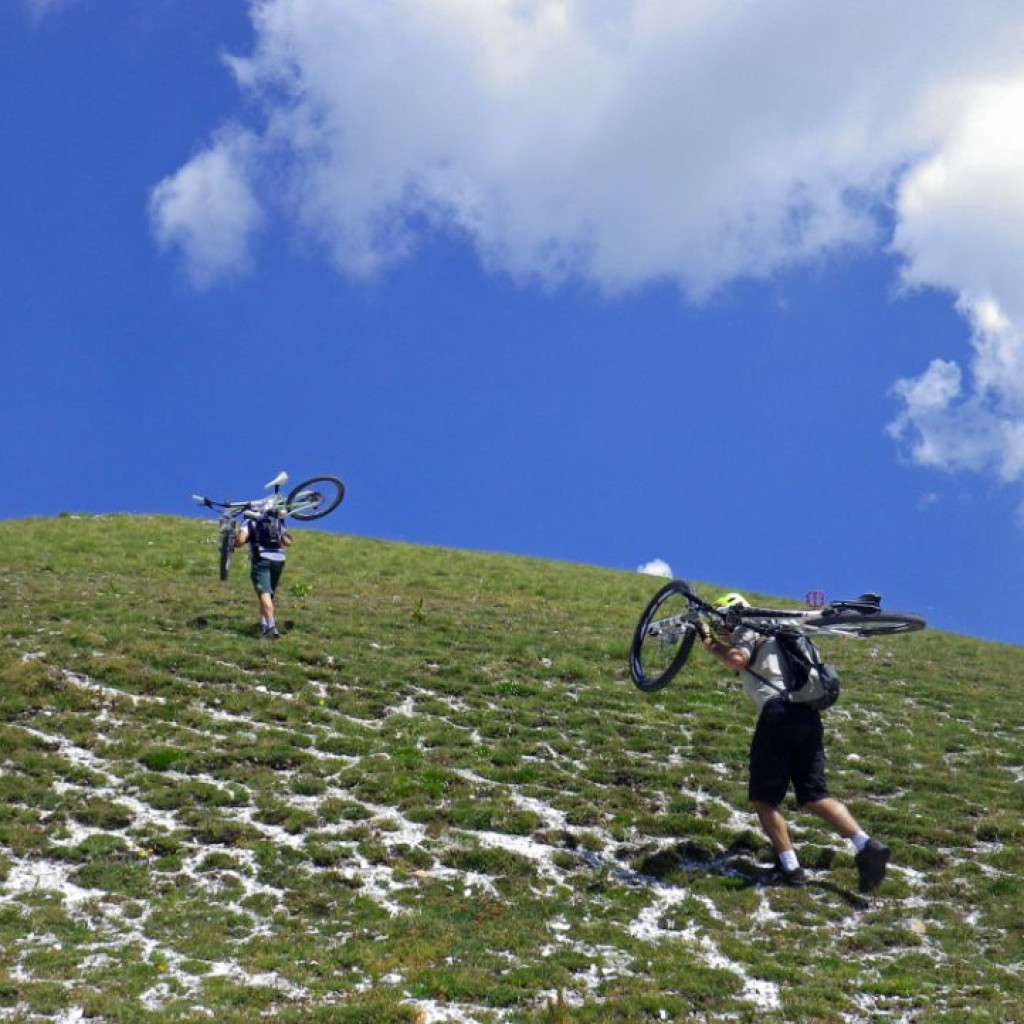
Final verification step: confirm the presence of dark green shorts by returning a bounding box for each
[250,558,285,596]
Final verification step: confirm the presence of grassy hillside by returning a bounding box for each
[1,515,1022,1024]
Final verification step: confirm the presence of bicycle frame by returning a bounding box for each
[677,586,891,640]
[192,473,326,523]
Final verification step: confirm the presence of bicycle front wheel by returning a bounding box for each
[629,580,698,692]
[287,476,345,521]
[810,609,926,637]
[219,530,234,581]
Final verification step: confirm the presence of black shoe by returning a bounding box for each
[855,838,890,893]
[260,624,280,639]
[768,860,807,887]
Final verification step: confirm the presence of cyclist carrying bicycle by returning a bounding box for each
[700,592,890,892]
[235,510,292,638]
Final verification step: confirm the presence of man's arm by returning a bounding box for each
[700,626,751,672]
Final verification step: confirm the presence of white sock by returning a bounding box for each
[779,849,800,871]
[851,832,870,853]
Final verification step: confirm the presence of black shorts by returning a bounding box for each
[748,700,829,807]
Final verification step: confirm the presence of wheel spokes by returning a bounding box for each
[633,587,697,689]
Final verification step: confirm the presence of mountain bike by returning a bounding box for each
[192,471,345,581]
[629,580,926,692]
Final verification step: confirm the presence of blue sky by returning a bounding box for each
[4,0,1024,647]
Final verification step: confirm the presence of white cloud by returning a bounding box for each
[154,0,1007,293]
[888,80,1024,489]
[149,126,264,289]
[888,297,1024,484]
[637,558,673,579]
[894,83,1024,307]
[150,0,1024,495]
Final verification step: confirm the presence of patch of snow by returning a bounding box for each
[4,857,104,909]
[628,886,780,1011]
[62,669,166,706]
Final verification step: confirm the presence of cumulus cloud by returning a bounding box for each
[637,558,673,579]
[149,0,1024,489]
[888,82,1024,486]
[888,299,1024,483]
[149,0,1024,297]
[149,126,264,289]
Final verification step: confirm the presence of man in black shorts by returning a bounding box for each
[699,593,890,891]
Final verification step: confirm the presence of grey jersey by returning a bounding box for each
[731,627,786,713]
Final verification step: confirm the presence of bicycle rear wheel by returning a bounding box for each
[219,529,233,581]
[809,609,926,637]
[629,580,699,692]
[287,476,345,521]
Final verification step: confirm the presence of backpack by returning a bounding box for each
[746,629,841,711]
[774,629,841,711]
[253,513,284,553]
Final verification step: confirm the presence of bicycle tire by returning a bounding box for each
[219,529,233,581]
[286,476,345,521]
[808,609,926,637]
[629,580,699,692]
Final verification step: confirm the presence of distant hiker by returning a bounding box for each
[699,592,890,892]
[235,510,292,638]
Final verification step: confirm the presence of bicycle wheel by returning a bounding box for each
[286,476,345,521]
[809,609,926,637]
[219,529,233,581]
[629,580,699,692]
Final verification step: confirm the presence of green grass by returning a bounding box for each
[1,513,1023,1022]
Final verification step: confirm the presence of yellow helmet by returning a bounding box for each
[714,592,749,611]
